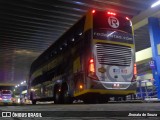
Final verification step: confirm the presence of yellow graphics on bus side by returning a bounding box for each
[74,89,136,97]
[31,11,93,81]
[47,56,63,71]
[84,11,93,31]
[31,69,42,80]
[73,57,81,73]
[94,39,134,48]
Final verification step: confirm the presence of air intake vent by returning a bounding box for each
[96,43,132,66]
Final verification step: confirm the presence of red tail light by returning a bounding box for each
[132,63,137,82]
[134,63,137,75]
[88,58,99,80]
[89,58,95,73]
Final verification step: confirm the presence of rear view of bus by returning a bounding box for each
[90,11,136,99]
[28,10,137,104]
[0,90,12,103]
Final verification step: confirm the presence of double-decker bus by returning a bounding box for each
[0,90,13,103]
[28,10,136,104]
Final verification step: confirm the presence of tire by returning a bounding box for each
[30,92,36,105]
[115,97,119,101]
[98,96,108,104]
[123,96,126,101]
[32,100,36,105]
[54,89,62,104]
[83,95,98,104]
[62,89,73,104]
[83,99,93,104]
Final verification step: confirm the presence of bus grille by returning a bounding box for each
[96,43,132,66]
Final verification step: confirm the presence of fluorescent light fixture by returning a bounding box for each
[151,0,160,8]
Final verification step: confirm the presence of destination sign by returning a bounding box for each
[93,29,133,44]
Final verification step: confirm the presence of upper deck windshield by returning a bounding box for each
[2,90,11,95]
[93,11,133,44]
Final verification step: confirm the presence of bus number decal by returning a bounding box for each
[113,68,127,74]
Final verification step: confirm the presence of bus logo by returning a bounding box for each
[98,67,106,73]
[108,16,119,28]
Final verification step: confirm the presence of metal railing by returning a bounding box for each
[136,79,157,101]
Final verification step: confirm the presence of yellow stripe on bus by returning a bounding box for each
[74,89,136,97]
[84,11,93,31]
[93,39,134,48]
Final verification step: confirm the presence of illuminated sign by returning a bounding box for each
[108,16,119,28]
[157,44,160,55]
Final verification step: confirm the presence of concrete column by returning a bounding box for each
[148,17,160,99]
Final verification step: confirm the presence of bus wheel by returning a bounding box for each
[54,89,62,104]
[32,100,36,105]
[62,83,73,104]
[115,97,119,101]
[123,96,126,101]
[62,90,72,104]
[83,96,98,104]
[98,96,108,104]
[83,98,98,104]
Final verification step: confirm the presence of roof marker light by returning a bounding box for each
[107,11,116,15]
[92,10,95,13]
[126,17,130,20]
[151,0,160,8]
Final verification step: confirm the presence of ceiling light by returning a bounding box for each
[151,0,160,8]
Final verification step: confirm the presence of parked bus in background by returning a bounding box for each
[28,10,137,104]
[0,90,13,103]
